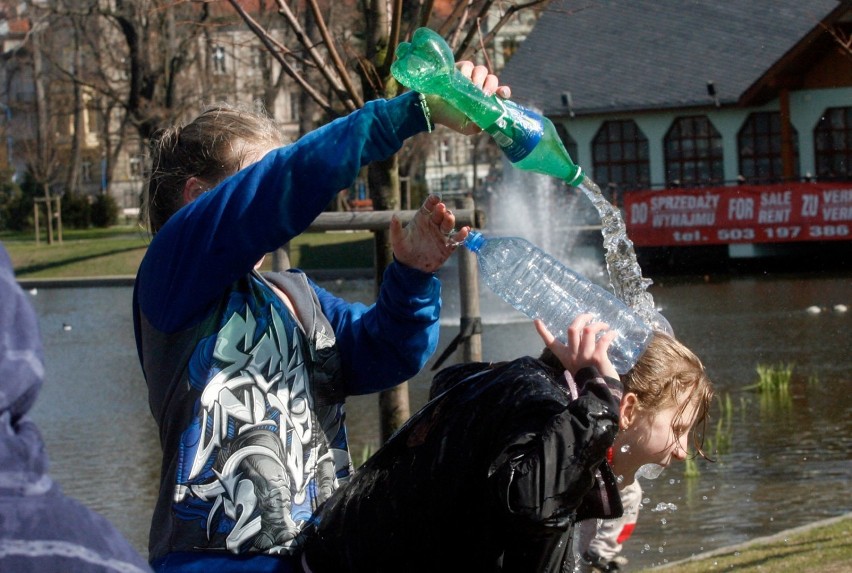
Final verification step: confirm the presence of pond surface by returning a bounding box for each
[27,266,851,569]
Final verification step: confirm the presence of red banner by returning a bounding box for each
[622,183,852,246]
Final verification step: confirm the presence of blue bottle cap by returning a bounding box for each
[463,230,486,253]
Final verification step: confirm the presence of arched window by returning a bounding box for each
[591,120,650,191]
[554,123,579,167]
[738,111,798,183]
[814,106,852,181]
[664,116,723,186]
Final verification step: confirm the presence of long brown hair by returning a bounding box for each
[144,103,284,234]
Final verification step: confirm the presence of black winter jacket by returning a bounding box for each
[301,357,623,572]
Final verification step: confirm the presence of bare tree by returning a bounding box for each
[228,0,552,440]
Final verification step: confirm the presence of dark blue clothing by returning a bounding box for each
[0,243,152,572]
[133,93,437,570]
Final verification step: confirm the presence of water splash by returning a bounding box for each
[484,166,605,281]
[636,463,665,480]
[577,175,671,333]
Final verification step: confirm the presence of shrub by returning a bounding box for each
[0,169,31,231]
[61,192,92,229]
[91,193,119,227]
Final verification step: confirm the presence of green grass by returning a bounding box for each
[641,514,852,572]
[2,226,376,278]
[755,362,794,393]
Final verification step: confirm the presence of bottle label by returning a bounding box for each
[484,100,544,162]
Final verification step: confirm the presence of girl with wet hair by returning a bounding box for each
[133,65,511,572]
[298,315,713,572]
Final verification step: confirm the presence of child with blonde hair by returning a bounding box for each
[298,314,713,571]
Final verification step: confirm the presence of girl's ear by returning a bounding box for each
[619,392,639,430]
[182,176,205,205]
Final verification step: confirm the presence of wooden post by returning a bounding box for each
[43,185,54,245]
[33,196,62,246]
[56,195,63,244]
[456,196,482,362]
[33,203,40,245]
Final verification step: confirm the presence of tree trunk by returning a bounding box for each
[65,20,84,196]
[362,0,411,442]
[32,29,54,245]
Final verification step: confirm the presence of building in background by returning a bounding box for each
[422,5,542,199]
[0,1,547,223]
[499,0,852,266]
[0,0,300,220]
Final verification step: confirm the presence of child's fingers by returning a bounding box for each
[534,318,555,346]
[596,330,618,351]
[579,321,610,357]
[456,61,474,80]
[568,313,594,347]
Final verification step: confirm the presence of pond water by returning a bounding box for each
[26,265,851,569]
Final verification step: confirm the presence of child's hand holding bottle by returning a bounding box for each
[535,314,619,380]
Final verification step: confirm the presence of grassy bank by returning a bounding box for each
[640,514,851,573]
[2,225,376,278]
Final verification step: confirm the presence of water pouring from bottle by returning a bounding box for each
[392,27,669,335]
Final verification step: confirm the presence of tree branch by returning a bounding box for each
[226,0,334,113]
[456,0,552,62]
[306,0,363,108]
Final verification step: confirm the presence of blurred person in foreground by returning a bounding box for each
[0,243,152,573]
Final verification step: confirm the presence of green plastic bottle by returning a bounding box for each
[392,27,584,186]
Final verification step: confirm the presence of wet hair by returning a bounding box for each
[538,331,714,459]
[144,102,284,234]
[621,331,714,460]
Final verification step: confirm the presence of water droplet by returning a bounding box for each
[702,495,708,501]
[643,497,651,504]
[636,463,664,480]
[651,502,678,513]
[620,444,631,453]
[660,518,667,525]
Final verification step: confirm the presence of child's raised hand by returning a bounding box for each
[428,61,511,135]
[534,314,619,380]
[390,194,468,273]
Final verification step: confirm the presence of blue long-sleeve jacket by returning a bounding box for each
[132,92,437,569]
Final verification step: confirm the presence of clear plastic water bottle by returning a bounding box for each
[463,230,653,374]
[392,27,584,186]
